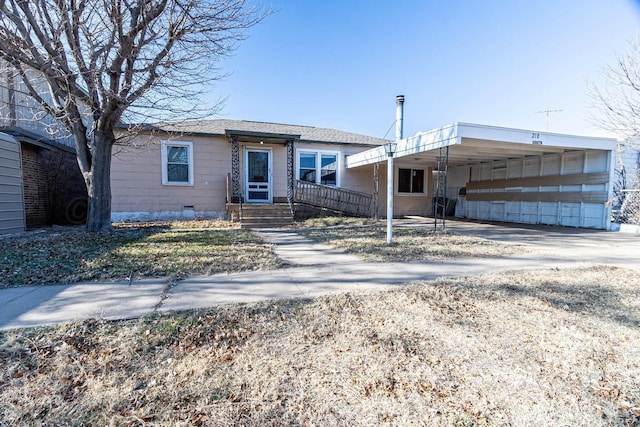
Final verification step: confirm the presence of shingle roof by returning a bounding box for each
[134,119,390,146]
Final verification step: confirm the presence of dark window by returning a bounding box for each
[398,168,424,193]
[398,168,412,193]
[412,169,424,193]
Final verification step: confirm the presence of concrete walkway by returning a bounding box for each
[1,221,638,331]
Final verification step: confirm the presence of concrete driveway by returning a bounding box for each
[397,217,640,270]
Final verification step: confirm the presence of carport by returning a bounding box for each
[346,123,618,230]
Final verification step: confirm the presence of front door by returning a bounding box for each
[245,148,272,203]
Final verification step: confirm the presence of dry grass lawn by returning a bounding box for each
[297,222,529,262]
[0,217,524,289]
[114,219,238,230]
[0,224,279,288]
[2,266,638,426]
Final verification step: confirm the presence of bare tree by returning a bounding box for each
[590,36,640,149]
[0,0,267,232]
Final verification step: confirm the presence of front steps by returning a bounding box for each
[236,203,293,229]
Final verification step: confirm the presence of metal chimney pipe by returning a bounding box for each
[395,95,404,141]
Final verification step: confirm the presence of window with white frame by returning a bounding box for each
[161,141,194,186]
[297,150,339,186]
[398,168,425,193]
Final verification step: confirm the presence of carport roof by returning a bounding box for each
[346,122,618,168]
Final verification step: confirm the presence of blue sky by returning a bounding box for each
[212,1,640,140]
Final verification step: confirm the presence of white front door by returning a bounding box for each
[245,148,272,203]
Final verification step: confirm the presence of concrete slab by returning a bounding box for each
[159,255,583,314]
[0,279,166,330]
[396,218,640,271]
[257,229,364,265]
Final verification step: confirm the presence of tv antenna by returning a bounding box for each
[536,109,563,132]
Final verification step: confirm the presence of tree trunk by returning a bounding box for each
[85,131,114,232]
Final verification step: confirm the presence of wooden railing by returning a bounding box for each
[294,180,373,217]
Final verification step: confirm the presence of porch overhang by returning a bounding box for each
[225,129,300,144]
[346,122,617,169]
[226,129,299,211]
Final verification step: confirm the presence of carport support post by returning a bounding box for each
[373,163,379,220]
[387,95,404,245]
[387,152,394,244]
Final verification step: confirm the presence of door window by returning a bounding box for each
[248,151,269,183]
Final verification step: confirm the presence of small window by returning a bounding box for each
[398,168,424,193]
[297,150,340,186]
[162,141,194,186]
[320,154,337,185]
[299,152,316,183]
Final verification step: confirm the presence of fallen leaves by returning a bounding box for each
[1,268,638,426]
[0,227,281,288]
[591,376,640,424]
[298,224,529,262]
[591,378,621,400]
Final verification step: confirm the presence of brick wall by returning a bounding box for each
[20,145,47,228]
[20,143,87,228]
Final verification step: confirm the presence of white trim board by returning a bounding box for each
[346,122,617,169]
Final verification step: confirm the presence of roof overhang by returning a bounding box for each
[346,122,618,168]
[225,129,301,144]
[0,126,75,153]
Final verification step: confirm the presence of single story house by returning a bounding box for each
[111,119,389,224]
[112,119,618,230]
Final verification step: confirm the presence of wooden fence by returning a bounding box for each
[294,180,373,217]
